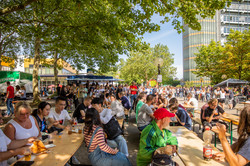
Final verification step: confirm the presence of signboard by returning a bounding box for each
[157,75,162,82]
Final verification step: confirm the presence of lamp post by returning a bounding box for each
[155,58,163,86]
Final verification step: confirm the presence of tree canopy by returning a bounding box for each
[120,44,176,84]
[194,30,250,84]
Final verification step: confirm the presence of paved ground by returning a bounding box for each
[0,97,245,166]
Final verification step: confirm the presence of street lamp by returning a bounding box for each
[154,58,164,75]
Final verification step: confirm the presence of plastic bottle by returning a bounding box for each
[203,127,213,161]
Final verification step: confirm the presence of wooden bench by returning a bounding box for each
[191,117,202,132]
[211,128,231,147]
[117,118,124,129]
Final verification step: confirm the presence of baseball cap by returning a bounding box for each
[153,108,175,120]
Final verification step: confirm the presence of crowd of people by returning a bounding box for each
[0,81,249,166]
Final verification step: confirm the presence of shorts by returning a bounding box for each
[219,98,225,103]
[228,99,233,104]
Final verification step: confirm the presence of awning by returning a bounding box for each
[214,78,249,87]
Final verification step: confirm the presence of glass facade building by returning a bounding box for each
[183,0,250,84]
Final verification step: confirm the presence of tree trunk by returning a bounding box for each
[32,37,41,104]
[0,53,2,71]
[54,51,58,85]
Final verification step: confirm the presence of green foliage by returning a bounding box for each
[194,30,250,84]
[163,77,180,86]
[184,81,194,88]
[120,44,176,84]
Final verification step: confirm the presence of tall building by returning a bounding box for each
[183,0,250,84]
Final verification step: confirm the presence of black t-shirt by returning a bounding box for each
[204,106,224,123]
[73,103,88,120]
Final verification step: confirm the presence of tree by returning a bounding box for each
[1,0,230,104]
[193,40,224,84]
[194,30,250,84]
[222,30,250,80]
[120,44,176,84]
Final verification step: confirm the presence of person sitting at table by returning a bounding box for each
[184,93,198,117]
[73,96,92,123]
[203,98,227,130]
[4,101,41,140]
[84,108,131,166]
[137,108,178,166]
[169,103,192,130]
[91,98,129,157]
[214,106,250,166]
[118,92,131,112]
[110,95,125,118]
[137,94,155,131]
[3,102,41,159]
[0,110,37,166]
[48,97,73,131]
[32,101,59,133]
[135,93,146,123]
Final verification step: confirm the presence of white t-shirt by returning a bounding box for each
[0,129,11,166]
[188,98,199,110]
[220,91,226,99]
[48,108,71,125]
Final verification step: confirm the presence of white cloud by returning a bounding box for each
[144,29,176,43]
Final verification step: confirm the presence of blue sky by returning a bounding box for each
[120,15,183,79]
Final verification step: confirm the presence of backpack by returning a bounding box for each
[103,116,123,140]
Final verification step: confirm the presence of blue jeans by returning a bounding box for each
[88,146,131,166]
[138,125,148,131]
[206,94,211,101]
[6,98,14,115]
[107,135,129,156]
[130,94,137,109]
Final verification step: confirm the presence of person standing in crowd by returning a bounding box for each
[137,108,178,166]
[20,85,27,100]
[225,87,234,109]
[214,106,249,166]
[72,83,79,109]
[116,85,123,100]
[129,81,138,110]
[73,96,92,123]
[56,84,61,96]
[48,97,73,130]
[84,108,131,166]
[137,94,155,131]
[5,82,14,117]
[220,88,226,109]
[14,85,22,100]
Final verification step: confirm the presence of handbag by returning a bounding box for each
[152,154,178,166]
[103,116,123,140]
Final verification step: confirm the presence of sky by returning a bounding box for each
[120,14,183,79]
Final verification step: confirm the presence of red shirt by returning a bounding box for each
[130,85,137,95]
[7,86,14,98]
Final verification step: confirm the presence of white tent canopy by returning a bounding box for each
[214,78,249,87]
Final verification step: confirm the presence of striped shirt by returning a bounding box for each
[84,125,117,154]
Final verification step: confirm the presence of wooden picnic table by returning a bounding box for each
[169,126,228,166]
[182,104,195,109]
[12,125,84,166]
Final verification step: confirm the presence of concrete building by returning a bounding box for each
[183,0,250,84]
